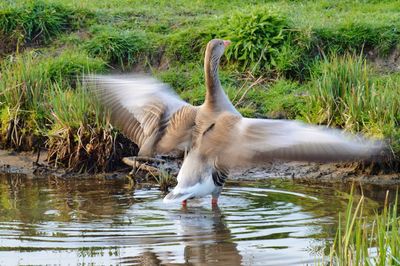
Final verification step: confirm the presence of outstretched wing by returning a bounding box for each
[200,114,385,168]
[87,75,197,156]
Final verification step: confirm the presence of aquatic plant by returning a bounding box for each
[152,168,177,193]
[327,189,399,266]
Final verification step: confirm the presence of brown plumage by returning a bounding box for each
[87,39,384,206]
[89,75,197,156]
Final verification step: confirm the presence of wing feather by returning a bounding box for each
[200,114,384,168]
[86,75,197,156]
[157,105,198,153]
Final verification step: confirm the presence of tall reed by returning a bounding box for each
[327,188,399,265]
[306,54,400,156]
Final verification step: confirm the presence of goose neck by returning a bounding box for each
[205,54,221,103]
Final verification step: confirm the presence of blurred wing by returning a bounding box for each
[87,75,197,156]
[200,115,384,167]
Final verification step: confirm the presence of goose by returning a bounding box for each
[88,39,383,206]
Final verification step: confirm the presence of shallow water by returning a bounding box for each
[0,174,382,265]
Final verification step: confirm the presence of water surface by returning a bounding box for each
[0,174,379,265]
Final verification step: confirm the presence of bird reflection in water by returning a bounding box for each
[121,205,242,265]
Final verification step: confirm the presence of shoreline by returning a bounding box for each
[1,149,398,186]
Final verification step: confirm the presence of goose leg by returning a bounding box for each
[211,197,218,206]
[211,186,223,206]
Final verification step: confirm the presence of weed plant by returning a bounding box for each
[224,9,309,77]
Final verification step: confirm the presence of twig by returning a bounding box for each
[35,146,41,165]
[123,156,166,164]
[234,75,266,107]
[232,73,252,103]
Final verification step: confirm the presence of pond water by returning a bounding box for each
[0,174,384,265]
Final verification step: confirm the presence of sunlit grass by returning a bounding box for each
[325,188,399,266]
[305,54,400,155]
[0,49,105,150]
[47,83,106,129]
[84,27,149,68]
[0,51,48,111]
[0,1,93,53]
[0,0,399,169]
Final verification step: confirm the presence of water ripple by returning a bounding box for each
[0,177,359,265]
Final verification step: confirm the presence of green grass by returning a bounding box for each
[162,22,219,62]
[326,189,399,266]
[313,23,399,55]
[44,51,106,83]
[224,9,293,75]
[45,82,114,172]
[152,168,177,193]
[252,79,307,119]
[0,49,106,153]
[0,2,399,258]
[0,51,48,111]
[305,54,400,155]
[0,49,105,117]
[84,27,149,68]
[0,1,93,53]
[47,83,106,129]
[0,0,399,169]
[0,51,51,148]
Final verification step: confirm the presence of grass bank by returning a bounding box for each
[0,0,399,172]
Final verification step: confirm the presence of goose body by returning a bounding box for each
[89,39,384,206]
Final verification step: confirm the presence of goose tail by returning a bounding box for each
[163,190,194,203]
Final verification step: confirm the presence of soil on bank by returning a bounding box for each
[1,149,398,186]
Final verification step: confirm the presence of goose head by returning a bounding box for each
[205,39,231,60]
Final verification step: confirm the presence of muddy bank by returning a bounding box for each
[0,149,398,186]
[232,161,400,186]
[0,150,49,176]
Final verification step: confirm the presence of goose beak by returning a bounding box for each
[223,40,231,47]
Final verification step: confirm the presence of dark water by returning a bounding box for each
[0,174,383,265]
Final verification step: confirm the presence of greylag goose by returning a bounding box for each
[89,39,383,206]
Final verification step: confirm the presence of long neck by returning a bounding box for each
[204,49,222,107]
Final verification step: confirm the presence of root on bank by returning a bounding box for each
[46,124,138,173]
